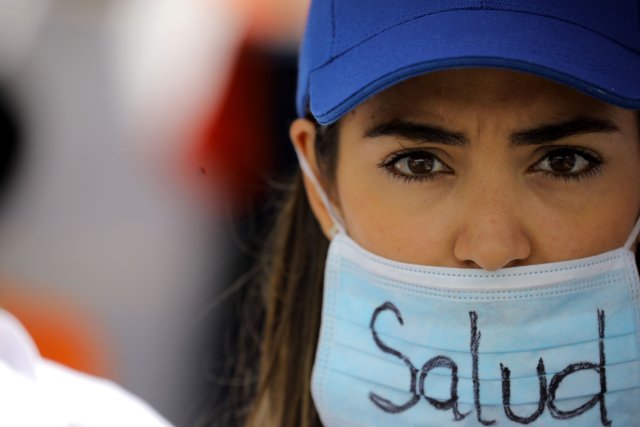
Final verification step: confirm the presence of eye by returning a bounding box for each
[379,150,451,182]
[530,147,603,180]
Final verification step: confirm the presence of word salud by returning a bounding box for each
[369,302,612,426]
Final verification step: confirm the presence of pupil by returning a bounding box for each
[408,157,433,174]
[549,153,576,172]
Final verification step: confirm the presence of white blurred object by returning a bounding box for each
[0,0,51,79]
[0,309,172,427]
[108,0,244,161]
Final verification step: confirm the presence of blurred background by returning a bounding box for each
[0,0,308,424]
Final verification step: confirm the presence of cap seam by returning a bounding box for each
[330,0,336,57]
[310,7,640,74]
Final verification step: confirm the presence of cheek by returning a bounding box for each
[502,161,640,261]
[342,208,452,264]
[597,151,640,247]
[335,166,454,264]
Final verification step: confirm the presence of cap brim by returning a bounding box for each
[308,9,640,125]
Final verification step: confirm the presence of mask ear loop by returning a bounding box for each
[294,147,346,236]
[624,215,640,250]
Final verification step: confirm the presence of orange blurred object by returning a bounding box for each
[1,286,113,378]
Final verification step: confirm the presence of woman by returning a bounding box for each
[232,1,640,426]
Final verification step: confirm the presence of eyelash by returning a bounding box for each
[530,146,605,182]
[377,147,605,183]
[377,149,449,183]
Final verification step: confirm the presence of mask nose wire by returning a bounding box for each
[295,147,346,237]
[624,215,640,250]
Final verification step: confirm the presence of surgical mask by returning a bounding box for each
[296,151,640,426]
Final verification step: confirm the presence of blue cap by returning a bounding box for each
[297,1,640,125]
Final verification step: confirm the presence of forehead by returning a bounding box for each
[351,68,615,123]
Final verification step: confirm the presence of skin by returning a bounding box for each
[291,68,640,270]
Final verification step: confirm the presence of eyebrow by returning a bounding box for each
[364,119,468,146]
[510,116,619,145]
[364,116,620,146]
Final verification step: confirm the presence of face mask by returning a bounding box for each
[296,151,640,426]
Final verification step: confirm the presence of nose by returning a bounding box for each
[453,186,531,271]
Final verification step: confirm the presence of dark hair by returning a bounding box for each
[199,117,340,427]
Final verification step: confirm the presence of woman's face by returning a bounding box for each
[292,68,640,270]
